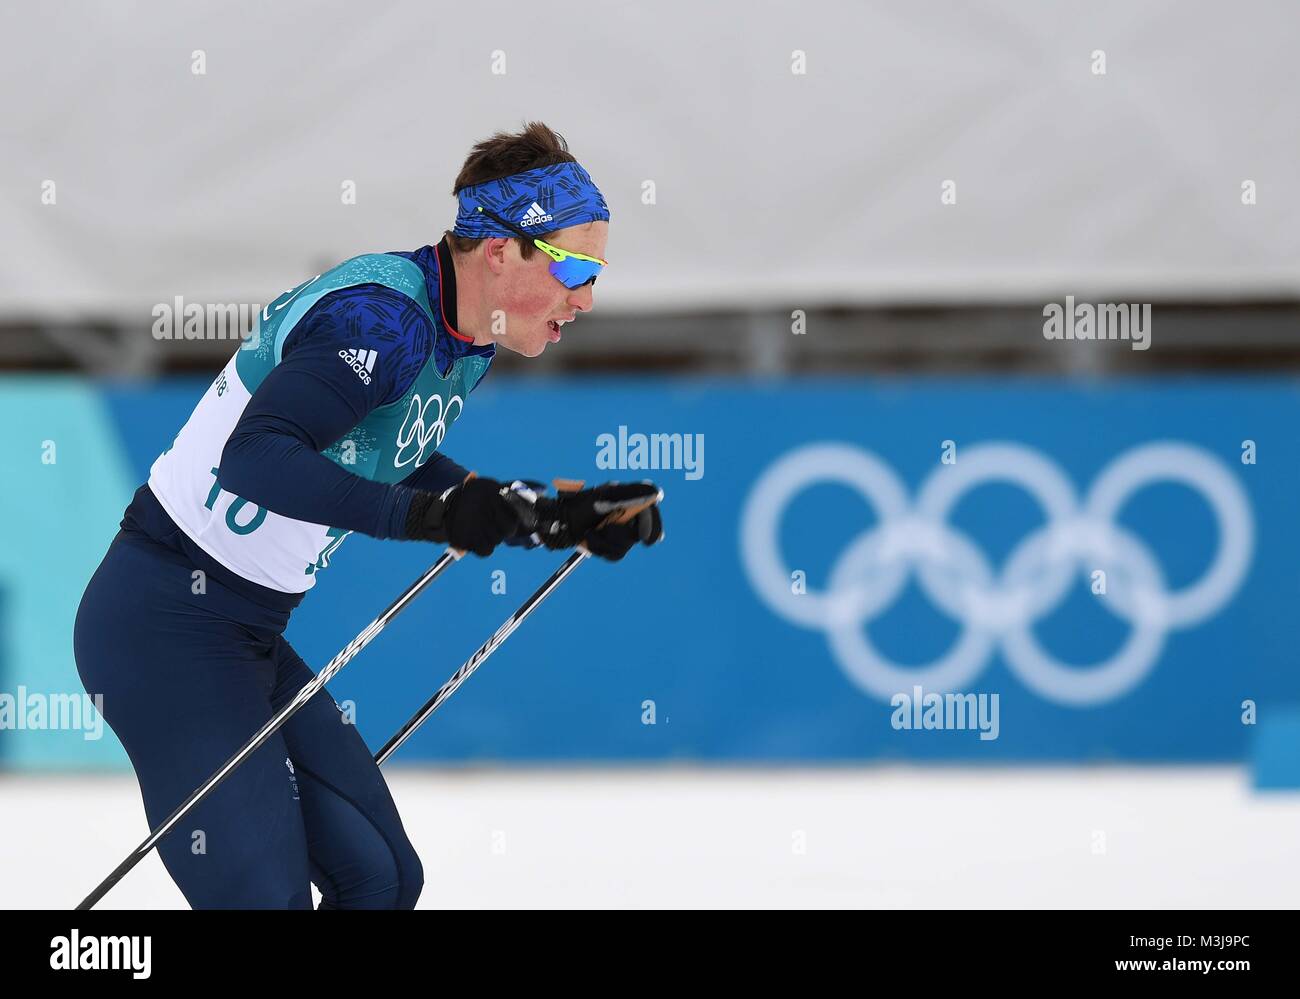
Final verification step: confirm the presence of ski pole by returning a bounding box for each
[76,547,464,911]
[374,483,662,765]
[374,548,589,765]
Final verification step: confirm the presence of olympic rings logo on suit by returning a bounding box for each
[394,391,463,469]
[739,442,1253,707]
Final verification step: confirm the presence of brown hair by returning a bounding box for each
[446,121,577,260]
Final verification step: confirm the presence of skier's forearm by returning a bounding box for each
[403,450,472,495]
[218,358,422,539]
[219,421,416,540]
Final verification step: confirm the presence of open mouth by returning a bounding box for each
[547,319,564,342]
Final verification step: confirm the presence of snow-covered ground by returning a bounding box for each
[5,767,1298,909]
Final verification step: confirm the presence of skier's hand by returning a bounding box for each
[582,499,664,561]
[500,479,548,549]
[512,480,665,561]
[404,476,525,557]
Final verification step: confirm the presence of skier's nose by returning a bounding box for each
[567,283,594,312]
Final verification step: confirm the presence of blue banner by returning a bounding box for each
[2,376,1296,766]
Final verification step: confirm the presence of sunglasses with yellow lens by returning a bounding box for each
[472,205,607,289]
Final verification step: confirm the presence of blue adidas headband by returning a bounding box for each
[452,161,610,239]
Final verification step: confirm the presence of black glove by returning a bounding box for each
[500,479,548,549]
[404,476,523,557]
[514,481,665,561]
[583,501,664,561]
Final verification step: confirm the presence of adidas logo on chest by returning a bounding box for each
[338,347,378,385]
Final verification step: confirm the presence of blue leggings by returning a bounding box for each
[74,528,423,909]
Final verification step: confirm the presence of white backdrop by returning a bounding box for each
[1,0,1296,317]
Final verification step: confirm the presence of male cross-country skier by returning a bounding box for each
[74,121,664,909]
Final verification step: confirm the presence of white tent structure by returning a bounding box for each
[2,0,1296,321]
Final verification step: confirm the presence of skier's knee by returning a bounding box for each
[392,840,424,909]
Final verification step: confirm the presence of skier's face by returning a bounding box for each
[493,221,608,357]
